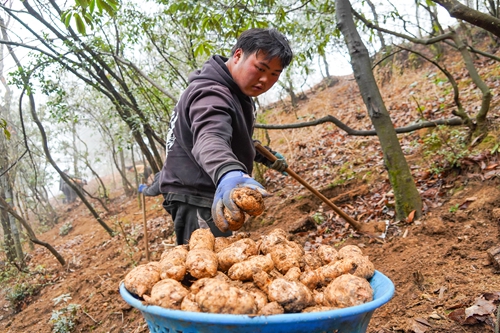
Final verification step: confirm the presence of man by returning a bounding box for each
[127,164,153,183]
[59,170,71,204]
[159,28,293,245]
[59,169,87,204]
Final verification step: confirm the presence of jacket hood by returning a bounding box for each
[188,55,247,99]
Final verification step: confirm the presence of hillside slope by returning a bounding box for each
[1,44,500,332]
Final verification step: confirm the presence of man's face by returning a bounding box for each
[229,48,283,97]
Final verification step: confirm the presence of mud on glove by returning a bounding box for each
[212,170,268,232]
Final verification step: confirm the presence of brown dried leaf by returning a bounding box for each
[485,163,499,170]
[483,292,500,302]
[410,318,430,333]
[414,317,432,326]
[464,297,496,318]
[484,170,500,180]
[406,210,416,223]
[448,308,479,325]
[458,197,477,210]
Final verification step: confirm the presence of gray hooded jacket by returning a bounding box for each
[159,55,261,206]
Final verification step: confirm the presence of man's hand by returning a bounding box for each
[212,170,268,232]
[138,184,147,193]
[270,151,288,173]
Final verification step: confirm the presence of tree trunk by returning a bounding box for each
[432,0,500,38]
[0,195,66,266]
[0,208,15,261]
[415,0,423,38]
[6,185,24,266]
[365,0,386,50]
[449,30,492,135]
[14,191,34,250]
[23,86,114,236]
[1,19,115,236]
[119,149,134,196]
[0,15,20,264]
[336,0,423,220]
[71,119,80,177]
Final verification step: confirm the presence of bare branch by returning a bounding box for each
[255,115,464,135]
[105,53,178,103]
[394,44,471,126]
[352,9,455,44]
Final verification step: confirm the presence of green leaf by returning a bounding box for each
[64,12,73,28]
[106,0,119,11]
[100,0,117,16]
[80,0,89,10]
[89,0,96,14]
[193,43,203,57]
[491,142,499,154]
[73,13,87,35]
[83,12,94,29]
[95,0,104,14]
[0,119,9,140]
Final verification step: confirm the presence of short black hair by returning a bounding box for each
[230,28,293,68]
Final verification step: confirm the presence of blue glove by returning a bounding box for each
[270,151,288,174]
[138,184,147,193]
[212,170,268,232]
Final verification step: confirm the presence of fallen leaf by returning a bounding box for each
[464,297,496,318]
[458,197,477,210]
[485,163,499,170]
[448,308,479,325]
[410,318,430,333]
[428,312,441,320]
[414,317,432,326]
[422,188,439,198]
[406,210,416,223]
[438,287,446,299]
[484,170,500,180]
[483,292,500,301]
[447,301,467,310]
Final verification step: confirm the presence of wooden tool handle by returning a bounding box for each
[141,177,150,262]
[255,142,363,231]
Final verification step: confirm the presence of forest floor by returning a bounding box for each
[1,41,500,333]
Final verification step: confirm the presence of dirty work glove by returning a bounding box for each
[270,151,288,174]
[212,170,269,232]
[138,184,147,193]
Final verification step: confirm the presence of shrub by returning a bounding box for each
[5,282,38,312]
[59,222,73,236]
[50,304,81,333]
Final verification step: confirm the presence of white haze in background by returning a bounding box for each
[259,0,456,105]
[1,0,457,198]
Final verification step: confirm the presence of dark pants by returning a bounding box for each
[163,200,232,245]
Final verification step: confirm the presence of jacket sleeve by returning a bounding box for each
[143,173,162,196]
[189,89,248,184]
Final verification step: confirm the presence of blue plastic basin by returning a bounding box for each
[119,270,394,333]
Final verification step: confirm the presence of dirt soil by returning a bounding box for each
[1,43,500,333]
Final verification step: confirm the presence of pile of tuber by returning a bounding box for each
[123,227,377,315]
